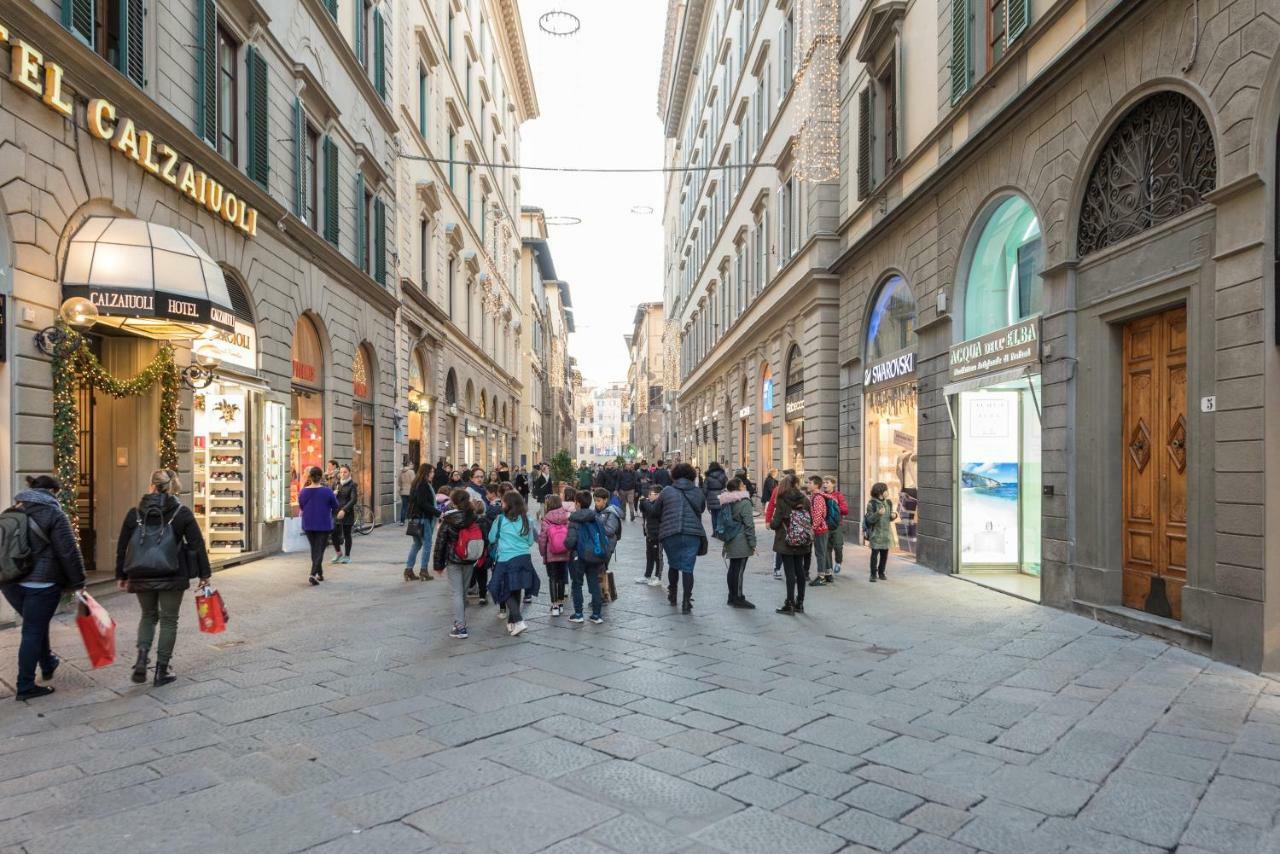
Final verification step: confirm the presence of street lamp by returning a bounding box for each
[35,297,99,355]
[181,341,221,389]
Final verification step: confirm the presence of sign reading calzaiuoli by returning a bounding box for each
[948,316,1041,382]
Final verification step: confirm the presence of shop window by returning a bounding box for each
[352,345,376,515]
[290,315,326,512]
[866,276,915,361]
[784,345,805,472]
[962,195,1043,340]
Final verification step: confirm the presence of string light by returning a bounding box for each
[794,0,841,183]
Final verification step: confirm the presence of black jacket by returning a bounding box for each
[407,481,440,519]
[432,467,451,491]
[703,465,728,511]
[601,468,620,492]
[652,479,706,541]
[532,472,552,500]
[115,493,210,591]
[617,469,639,491]
[653,467,672,487]
[762,475,778,505]
[638,496,662,541]
[515,472,529,497]
[432,505,478,571]
[770,491,812,556]
[7,489,86,590]
[334,479,358,521]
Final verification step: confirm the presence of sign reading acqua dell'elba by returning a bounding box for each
[0,22,260,238]
[948,316,1041,383]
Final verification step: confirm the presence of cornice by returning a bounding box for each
[494,0,539,121]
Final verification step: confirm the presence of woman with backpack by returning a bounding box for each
[650,462,707,614]
[535,494,571,617]
[299,466,338,586]
[865,482,897,582]
[769,483,812,615]
[404,463,441,581]
[432,488,484,639]
[717,478,756,609]
[2,475,87,701]
[332,464,358,565]
[486,492,540,636]
[115,469,211,686]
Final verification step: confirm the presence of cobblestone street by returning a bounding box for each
[2,518,1279,854]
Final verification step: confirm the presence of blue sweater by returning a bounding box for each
[487,513,536,563]
[298,484,338,532]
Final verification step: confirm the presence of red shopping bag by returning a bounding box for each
[194,585,228,634]
[75,591,116,668]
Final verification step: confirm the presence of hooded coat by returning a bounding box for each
[769,490,813,556]
[115,493,211,591]
[718,490,756,559]
[703,464,728,511]
[432,504,479,571]
[536,506,572,561]
[8,489,86,589]
[564,506,610,560]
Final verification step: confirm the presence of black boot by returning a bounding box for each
[131,649,149,684]
[667,568,678,605]
[735,597,756,609]
[776,599,795,615]
[404,567,418,581]
[681,574,694,613]
[153,663,176,687]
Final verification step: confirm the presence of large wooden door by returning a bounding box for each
[1122,306,1188,619]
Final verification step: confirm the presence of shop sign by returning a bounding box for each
[203,321,256,370]
[948,317,1041,383]
[864,351,916,390]
[292,359,315,383]
[738,406,750,419]
[0,23,260,238]
[785,397,805,420]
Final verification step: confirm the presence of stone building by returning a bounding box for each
[833,0,1280,671]
[626,302,668,462]
[543,277,576,461]
[518,206,554,465]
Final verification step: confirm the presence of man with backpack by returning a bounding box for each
[1,475,87,701]
[564,490,609,624]
[432,488,486,639]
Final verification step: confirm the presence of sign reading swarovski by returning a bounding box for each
[949,317,1041,382]
[864,352,916,390]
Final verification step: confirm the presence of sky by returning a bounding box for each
[517,2,667,387]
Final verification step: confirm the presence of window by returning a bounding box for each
[988,0,1007,66]
[447,10,454,61]
[419,218,430,288]
[322,136,338,245]
[216,21,239,163]
[962,195,1042,339]
[304,123,319,228]
[466,278,474,335]
[951,0,1030,103]
[780,12,794,98]
[62,0,144,86]
[362,187,374,274]
[857,57,901,200]
[466,167,474,221]
[778,180,794,266]
[448,131,456,189]
[355,0,368,67]
[418,65,429,137]
[466,60,472,107]
[447,255,456,318]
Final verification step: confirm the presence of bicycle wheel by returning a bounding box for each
[354,504,376,535]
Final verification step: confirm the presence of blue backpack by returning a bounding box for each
[712,505,744,543]
[575,517,608,565]
[824,496,841,531]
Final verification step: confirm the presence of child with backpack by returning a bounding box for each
[637,484,664,587]
[432,489,486,639]
[823,477,849,576]
[864,482,897,582]
[770,484,813,615]
[564,490,608,624]
[805,476,833,586]
[597,488,624,603]
[536,495,571,616]
[486,492,540,636]
[715,478,756,609]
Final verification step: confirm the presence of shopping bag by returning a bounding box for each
[195,585,229,634]
[75,591,116,668]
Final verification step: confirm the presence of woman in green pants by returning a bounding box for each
[116,469,211,687]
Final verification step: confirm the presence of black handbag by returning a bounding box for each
[406,518,424,538]
[679,491,709,556]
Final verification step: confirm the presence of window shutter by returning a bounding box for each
[354,2,366,68]
[245,46,269,189]
[323,137,339,245]
[324,0,337,18]
[1008,0,1030,42]
[857,86,871,201]
[195,0,217,145]
[355,172,367,271]
[119,0,145,86]
[950,0,970,104]
[373,10,386,98]
[292,98,305,216]
[62,0,95,46]
[374,198,387,284]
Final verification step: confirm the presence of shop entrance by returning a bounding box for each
[1122,305,1188,619]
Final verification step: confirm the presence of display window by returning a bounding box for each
[408,351,428,469]
[193,384,251,555]
[290,316,325,510]
[963,196,1043,340]
[352,345,375,508]
[784,346,805,472]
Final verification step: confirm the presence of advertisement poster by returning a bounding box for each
[959,392,1021,566]
[261,402,286,522]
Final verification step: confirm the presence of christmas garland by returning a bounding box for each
[49,323,180,525]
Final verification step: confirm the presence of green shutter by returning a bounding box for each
[355,172,367,272]
[119,0,145,86]
[950,0,970,105]
[323,137,339,245]
[62,0,95,46]
[856,87,870,201]
[418,67,428,137]
[324,0,337,18]
[1008,0,1030,42]
[245,46,269,188]
[292,98,305,216]
[373,10,386,98]
[374,198,387,284]
[195,0,217,145]
[354,2,365,68]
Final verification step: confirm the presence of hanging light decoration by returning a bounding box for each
[794,0,841,183]
[538,10,581,37]
[630,205,655,215]
[545,215,583,226]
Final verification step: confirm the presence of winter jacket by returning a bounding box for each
[652,479,706,542]
[601,467,620,493]
[761,475,778,506]
[564,506,610,558]
[432,505,480,571]
[532,472,552,500]
[6,489,86,589]
[831,490,849,517]
[638,496,662,542]
[487,513,536,563]
[769,491,813,556]
[810,492,830,536]
[600,503,624,549]
[334,478,358,523]
[115,493,211,591]
[617,469,639,492]
[576,467,593,489]
[653,467,672,487]
[703,465,728,511]
[865,498,897,549]
[398,467,416,496]
[299,484,339,532]
[718,491,756,559]
[432,467,451,491]
[407,481,441,520]
[515,472,530,497]
[536,507,572,561]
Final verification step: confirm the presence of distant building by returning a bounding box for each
[626,303,668,462]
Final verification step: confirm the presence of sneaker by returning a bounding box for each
[340,556,352,564]
[330,555,341,564]
[505,622,514,635]
[498,609,508,620]
[647,577,663,587]
[309,574,320,586]
[634,577,650,585]
[449,625,469,639]
[589,614,604,625]
[833,564,842,574]
[551,605,562,617]
[511,621,528,637]
[523,595,533,605]
[809,577,826,587]
[773,570,782,580]
[569,613,585,623]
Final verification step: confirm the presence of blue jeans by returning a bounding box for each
[399,495,410,523]
[569,559,603,617]
[662,533,702,574]
[2,585,62,693]
[405,518,435,571]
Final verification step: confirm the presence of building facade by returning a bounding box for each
[518,206,553,465]
[659,0,842,484]
[832,0,1280,672]
[626,302,668,462]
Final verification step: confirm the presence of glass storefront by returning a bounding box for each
[408,351,427,469]
[289,316,325,511]
[784,346,804,473]
[352,345,375,508]
[760,366,774,482]
[193,383,251,556]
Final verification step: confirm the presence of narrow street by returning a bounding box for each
[1,518,1277,854]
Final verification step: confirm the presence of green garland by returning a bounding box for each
[49,323,180,526]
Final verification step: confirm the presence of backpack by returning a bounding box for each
[124,503,179,577]
[545,520,569,558]
[862,501,881,542]
[784,506,814,549]
[575,517,608,565]
[712,504,744,543]
[825,496,841,531]
[452,521,485,563]
[0,505,49,584]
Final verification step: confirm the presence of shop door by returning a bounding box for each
[1122,306,1188,619]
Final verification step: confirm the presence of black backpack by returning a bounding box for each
[0,504,49,584]
[124,502,179,577]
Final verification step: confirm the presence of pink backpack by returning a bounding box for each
[545,519,570,559]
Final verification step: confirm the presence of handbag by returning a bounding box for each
[75,591,116,668]
[195,584,229,634]
[406,518,425,538]
[679,491,709,556]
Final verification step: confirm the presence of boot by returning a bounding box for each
[682,598,693,614]
[404,567,418,581]
[776,599,795,615]
[667,568,678,605]
[131,649,149,684]
[681,574,694,613]
[153,663,176,687]
[734,597,757,609]
[869,570,878,582]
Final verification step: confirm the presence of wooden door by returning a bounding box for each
[1122,306,1188,619]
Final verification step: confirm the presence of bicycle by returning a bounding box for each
[353,504,376,536]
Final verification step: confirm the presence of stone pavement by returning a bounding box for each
[1,515,1279,854]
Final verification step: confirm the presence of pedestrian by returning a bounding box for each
[324,459,341,490]
[1,475,87,701]
[703,461,728,528]
[576,461,593,490]
[404,464,441,581]
[496,461,512,485]
[465,468,487,504]
[763,472,796,580]
[564,490,608,624]
[636,483,664,587]
[805,476,833,586]
[115,469,212,686]
[761,468,779,507]
[717,477,756,608]
[536,494,571,617]
[487,492,540,636]
[472,498,493,607]
[770,483,813,615]
[448,469,464,491]
[432,489,485,639]
[332,464,358,564]
[616,464,639,521]
[398,458,415,524]
[595,487,624,600]
[299,466,338,586]
[432,460,452,492]
[515,467,530,501]
[865,482,897,582]
[651,462,707,614]
[823,476,849,576]
[653,460,672,487]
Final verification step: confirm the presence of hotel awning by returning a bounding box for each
[62,217,236,338]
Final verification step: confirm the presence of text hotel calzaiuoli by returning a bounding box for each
[0,21,260,238]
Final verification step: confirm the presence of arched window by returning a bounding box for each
[223,270,255,324]
[963,196,1043,340]
[866,275,916,360]
[352,344,377,511]
[785,345,803,399]
[761,362,774,425]
[1078,91,1217,257]
[290,314,326,510]
[445,369,458,405]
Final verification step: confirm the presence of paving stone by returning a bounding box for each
[1079,769,1202,848]
[707,743,802,778]
[423,703,548,746]
[898,834,977,854]
[307,823,436,854]
[775,762,859,799]
[856,764,983,811]
[1195,774,1280,827]
[777,793,848,827]
[821,807,917,851]
[718,773,804,809]
[593,669,711,702]
[722,724,800,753]
[982,765,1097,817]
[840,781,924,819]
[491,737,609,779]
[531,693,630,724]
[671,709,738,732]
[532,714,615,744]
[784,742,865,772]
[587,812,689,854]
[434,677,559,712]
[585,731,661,760]
[637,747,710,776]
[680,761,748,789]
[609,712,687,740]
[1036,817,1169,853]
[902,802,973,838]
[952,817,1066,854]
[529,650,632,681]
[562,760,741,833]
[680,689,826,734]
[659,727,736,756]
[861,736,957,774]
[791,715,893,755]
[1121,741,1218,783]
[1179,814,1267,853]
[693,806,845,854]
[1217,752,1280,785]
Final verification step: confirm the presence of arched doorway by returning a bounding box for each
[783,345,805,473]
[445,369,458,462]
[738,377,750,472]
[290,314,326,512]
[352,344,376,515]
[464,380,476,465]
[759,361,774,483]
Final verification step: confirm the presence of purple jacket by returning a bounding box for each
[298,484,339,532]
